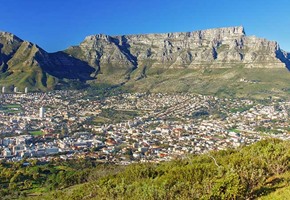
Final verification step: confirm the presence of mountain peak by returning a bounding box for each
[0,31,22,43]
[195,25,245,35]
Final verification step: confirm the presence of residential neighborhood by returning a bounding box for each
[1,90,290,164]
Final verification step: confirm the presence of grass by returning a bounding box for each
[229,105,253,113]
[0,104,23,113]
[228,129,240,133]
[93,109,141,125]
[259,171,290,200]
[92,116,110,126]
[260,185,290,200]
[30,130,44,136]
[3,104,21,108]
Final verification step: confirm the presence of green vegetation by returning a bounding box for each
[3,104,21,108]
[0,66,58,92]
[124,68,290,99]
[92,109,140,125]
[255,126,284,135]
[0,104,22,113]
[88,83,130,98]
[229,105,253,113]
[0,158,101,200]
[260,185,290,200]
[3,139,287,200]
[2,61,290,99]
[29,130,44,136]
[228,128,240,133]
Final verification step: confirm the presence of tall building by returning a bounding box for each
[39,107,45,118]
[14,87,18,93]
[2,86,5,94]
[24,87,28,94]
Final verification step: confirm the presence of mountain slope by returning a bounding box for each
[0,32,95,91]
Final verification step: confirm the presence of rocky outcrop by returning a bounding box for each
[0,32,23,72]
[66,26,289,79]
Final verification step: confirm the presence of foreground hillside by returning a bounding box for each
[3,139,287,200]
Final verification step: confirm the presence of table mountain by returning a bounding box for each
[65,26,289,80]
[0,26,290,96]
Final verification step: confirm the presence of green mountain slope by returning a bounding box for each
[0,32,95,91]
[122,67,290,99]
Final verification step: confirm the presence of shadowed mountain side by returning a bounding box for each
[0,32,96,91]
[286,52,290,70]
[275,50,290,70]
[48,52,96,81]
[0,44,9,73]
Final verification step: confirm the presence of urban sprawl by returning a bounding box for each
[1,89,290,164]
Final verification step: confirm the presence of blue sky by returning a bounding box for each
[1,0,290,52]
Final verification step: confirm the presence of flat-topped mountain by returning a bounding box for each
[66,26,288,73]
[0,26,290,97]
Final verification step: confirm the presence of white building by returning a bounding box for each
[2,86,5,93]
[24,87,28,94]
[14,87,18,93]
[39,107,45,118]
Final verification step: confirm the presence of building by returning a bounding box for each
[3,148,12,157]
[24,87,28,94]
[14,87,18,93]
[39,107,45,118]
[45,147,59,155]
[2,86,5,93]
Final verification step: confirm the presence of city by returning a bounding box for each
[1,89,290,164]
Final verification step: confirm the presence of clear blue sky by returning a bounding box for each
[1,0,290,52]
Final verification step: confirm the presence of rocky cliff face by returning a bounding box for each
[66,26,288,80]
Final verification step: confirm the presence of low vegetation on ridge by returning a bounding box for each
[0,139,288,200]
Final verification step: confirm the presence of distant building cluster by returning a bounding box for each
[1,86,28,94]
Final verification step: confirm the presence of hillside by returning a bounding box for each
[0,32,95,91]
[1,27,290,97]
[0,139,287,200]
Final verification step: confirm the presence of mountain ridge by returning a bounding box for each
[0,26,290,95]
[0,31,95,90]
[74,26,286,68]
